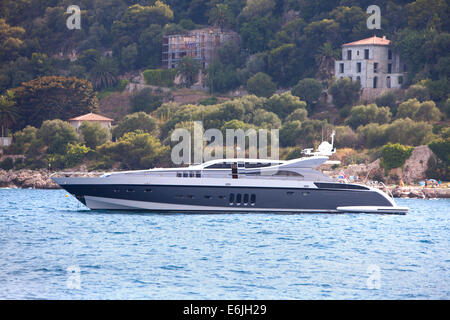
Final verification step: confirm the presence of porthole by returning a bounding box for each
[204,195,212,199]
[144,188,152,192]
[250,194,256,205]
[236,194,242,205]
[229,194,235,205]
[287,191,294,195]
[243,194,249,205]
[126,189,135,193]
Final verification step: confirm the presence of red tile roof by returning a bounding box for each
[68,112,114,122]
[343,35,390,47]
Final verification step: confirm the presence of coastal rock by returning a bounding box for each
[0,169,60,189]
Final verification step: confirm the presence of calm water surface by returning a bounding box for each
[0,189,448,299]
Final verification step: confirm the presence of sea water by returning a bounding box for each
[0,189,448,299]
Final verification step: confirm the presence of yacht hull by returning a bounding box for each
[54,180,405,214]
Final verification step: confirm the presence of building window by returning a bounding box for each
[356,76,361,83]
[347,50,352,60]
[357,62,361,73]
[403,64,407,72]
[386,76,391,88]
[398,76,403,85]
[339,63,344,73]
[373,76,378,88]
[388,49,392,60]
[349,76,353,81]
[364,49,369,59]
[373,62,378,73]
[388,63,392,74]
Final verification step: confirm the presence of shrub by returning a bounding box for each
[143,69,176,87]
[381,143,413,172]
[198,96,219,106]
[0,157,14,170]
[64,143,91,167]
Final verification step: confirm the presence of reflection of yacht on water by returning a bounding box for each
[52,132,408,214]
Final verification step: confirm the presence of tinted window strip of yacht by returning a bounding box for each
[314,183,369,190]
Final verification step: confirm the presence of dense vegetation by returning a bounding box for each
[0,0,448,179]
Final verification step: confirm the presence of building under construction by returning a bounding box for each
[162,28,239,70]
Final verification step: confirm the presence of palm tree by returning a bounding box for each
[89,56,119,89]
[315,42,340,83]
[0,90,18,137]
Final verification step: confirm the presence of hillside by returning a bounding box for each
[0,0,448,181]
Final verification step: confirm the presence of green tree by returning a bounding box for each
[346,104,392,129]
[280,121,302,147]
[97,130,169,170]
[291,78,323,108]
[7,125,38,154]
[208,4,234,30]
[285,108,308,122]
[428,138,450,164]
[246,72,276,98]
[37,119,78,154]
[130,88,162,113]
[176,56,201,87]
[89,57,119,90]
[252,109,281,129]
[414,100,442,122]
[0,90,18,137]
[264,92,306,119]
[397,98,421,119]
[112,112,160,139]
[315,42,339,82]
[13,76,98,130]
[329,78,361,109]
[0,18,25,61]
[206,61,239,93]
[375,91,398,113]
[79,122,110,149]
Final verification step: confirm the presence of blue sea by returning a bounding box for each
[0,189,448,299]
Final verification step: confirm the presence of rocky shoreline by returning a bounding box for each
[0,169,449,199]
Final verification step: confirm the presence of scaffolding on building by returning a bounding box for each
[162,28,239,70]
